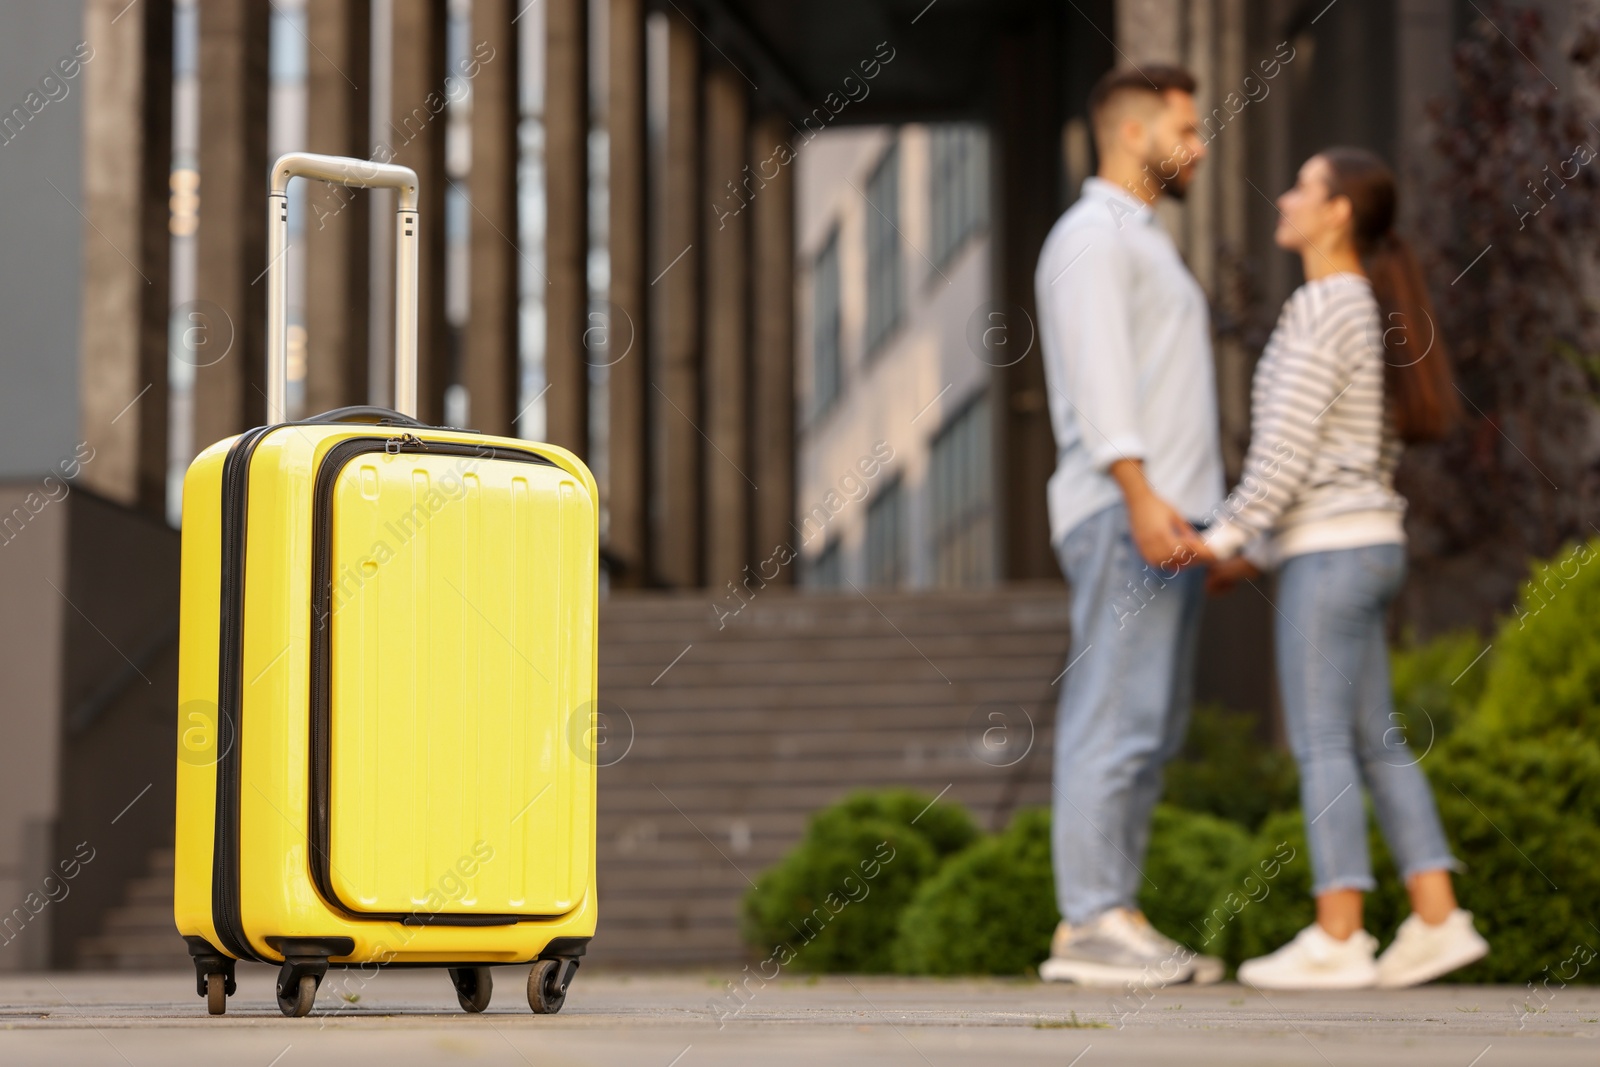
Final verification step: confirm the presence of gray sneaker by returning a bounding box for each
[1125,910,1225,985]
[1039,908,1198,987]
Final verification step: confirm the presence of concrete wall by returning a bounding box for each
[0,482,181,971]
[51,491,180,968]
[0,0,85,478]
[0,485,69,971]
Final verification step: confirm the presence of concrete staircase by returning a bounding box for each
[77,847,187,970]
[73,584,1072,970]
[587,584,1068,966]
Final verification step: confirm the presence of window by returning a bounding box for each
[807,539,844,589]
[865,476,904,588]
[929,394,994,586]
[863,143,902,355]
[811,229,842,416]
[928,124,989,268]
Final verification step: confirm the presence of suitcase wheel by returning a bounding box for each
[206,973,227,1016]
[270,941,343,1018]
[448,966,493,1013]
[189,945,237,1018]
[527,957,577,1014]
[277,974,318,1018]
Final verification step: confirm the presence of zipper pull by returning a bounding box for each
[384,433,425,455]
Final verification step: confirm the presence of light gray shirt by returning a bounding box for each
[1035,177,1224,545]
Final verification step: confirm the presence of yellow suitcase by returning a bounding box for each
[174,154,599,1018]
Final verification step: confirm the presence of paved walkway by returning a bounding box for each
[2,970,1595,1065]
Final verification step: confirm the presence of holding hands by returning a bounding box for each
[1112,458,1218,572]
[1206,556,1261,595]
[1125,486,1203,568]
[1109,459,1257,591]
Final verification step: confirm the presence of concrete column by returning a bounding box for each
[651,12,701,587]
[1114,0,1185,239]
[700,65,750,589]
[463,0,520,436]
[747,110,794,578]
[1395,0,1454,234]
[606,0,650,585]
[1252,1,1298,319]
[1183,0,1218,288]
[386,0,449,424]
[192,0,270,447]
[80,0,173,512]
[991,23,1063,582]
[1115,0,1184,66]
[544,0,589,455]
[303,0,372,416]
[1212,0,1253,477]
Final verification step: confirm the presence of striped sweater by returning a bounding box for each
[1203,273,1405,566]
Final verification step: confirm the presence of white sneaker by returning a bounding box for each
[1125,910,1225,985]
[1039,908,1197,988]
[1237,923,1378,990]
[1376,910,1488,988]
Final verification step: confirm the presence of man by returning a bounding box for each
[1034,65,1225,987]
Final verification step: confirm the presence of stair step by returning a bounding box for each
[99,904,176,931]
[124,876,175,904]
[77,932,189,967]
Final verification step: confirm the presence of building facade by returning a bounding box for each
[795,123,996,590]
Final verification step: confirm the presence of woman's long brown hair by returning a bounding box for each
[1320,147,1459,443]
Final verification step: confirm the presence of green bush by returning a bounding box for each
[1426,730,1600,983]
[816,787,980,859]
[891,805,1254,975]
[1163,704,1298,831]
[1390,629,1494,746]
[1200,810,1307,967]
[891,807,1055,975]
[1478,537,1600,736]
[1137,805,1255,954]
[740,789,977,973]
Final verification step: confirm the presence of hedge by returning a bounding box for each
[1424,730,1600,982]
[1389,627,1493,748]
[891,805,1253,975]
[1162,705,1298,831]
[1477,537,1600,737]
[891,807,1055,975]
[1137,805,1257,956]
[740,788,977,973]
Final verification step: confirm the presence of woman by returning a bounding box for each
[1191,148,1488,989]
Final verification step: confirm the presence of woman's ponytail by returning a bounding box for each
[1322,147,1460,443]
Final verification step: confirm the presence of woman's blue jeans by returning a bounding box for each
[1275,543,1458,896]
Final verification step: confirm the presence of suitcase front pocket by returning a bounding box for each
[310,438,596,922]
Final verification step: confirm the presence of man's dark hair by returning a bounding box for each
[1087,64,1198,126]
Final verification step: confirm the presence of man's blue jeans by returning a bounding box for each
[1275,544,1457,895]
[1052,503,1205,926]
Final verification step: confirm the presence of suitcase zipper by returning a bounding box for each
[307,436,563,925]
[384,432,425,454]
[211,425,276,962]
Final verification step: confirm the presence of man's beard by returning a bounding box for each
[1148,154,1196,201]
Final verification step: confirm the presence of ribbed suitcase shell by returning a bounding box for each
[173,422,599,967]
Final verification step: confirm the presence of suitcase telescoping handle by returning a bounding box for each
[266,152,421,423]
